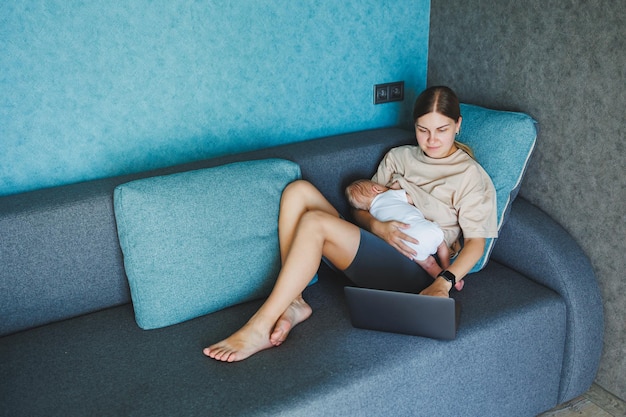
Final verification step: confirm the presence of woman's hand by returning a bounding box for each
[371,219,418,260]
[420,237,486,298]
[352,209,419,259]
[419,276,452,298]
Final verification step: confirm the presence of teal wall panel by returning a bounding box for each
[0,1,430,195]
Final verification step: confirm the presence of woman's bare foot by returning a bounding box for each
[203,319,275,363]
[270,296,312,346]
[203,297,312,362]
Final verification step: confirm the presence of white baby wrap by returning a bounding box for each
[369,189,444,261]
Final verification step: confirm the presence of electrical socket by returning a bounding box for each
[374,81,404,104]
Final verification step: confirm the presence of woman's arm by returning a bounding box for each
[352,208,419,259]
[420,237,485,297]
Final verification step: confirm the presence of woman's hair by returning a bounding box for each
[412,86,475,159]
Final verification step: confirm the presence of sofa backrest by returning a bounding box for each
[0,128,414,336]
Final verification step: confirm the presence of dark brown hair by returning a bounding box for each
[412,85,461,122]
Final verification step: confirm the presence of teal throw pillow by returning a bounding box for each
[114,159,303,330]
[458,104,537,272]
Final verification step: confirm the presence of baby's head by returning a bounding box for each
[345,179,387,210]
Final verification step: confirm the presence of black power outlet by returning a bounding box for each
[374,81,404,104]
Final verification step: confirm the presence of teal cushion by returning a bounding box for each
[114,159,304,330]
[459,104,537,272]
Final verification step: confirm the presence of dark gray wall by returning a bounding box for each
[428,0,625,401]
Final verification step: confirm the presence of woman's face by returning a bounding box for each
[415,112,462,159]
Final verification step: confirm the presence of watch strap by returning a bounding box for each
[438,270,456,287]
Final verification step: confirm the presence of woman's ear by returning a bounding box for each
[456,116,463,135]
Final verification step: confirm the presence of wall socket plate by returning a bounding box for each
[374,81,404,104]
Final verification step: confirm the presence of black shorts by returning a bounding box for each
[341,228,432,293]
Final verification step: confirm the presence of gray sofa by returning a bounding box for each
[0,127,603,417]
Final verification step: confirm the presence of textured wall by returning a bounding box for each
[0,1,429,196]
[428,0,625,400]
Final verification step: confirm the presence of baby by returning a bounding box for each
[346,179,464,291]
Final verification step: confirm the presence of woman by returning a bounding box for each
[204,86,498,362]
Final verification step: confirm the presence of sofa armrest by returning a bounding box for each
[491,197,603,404]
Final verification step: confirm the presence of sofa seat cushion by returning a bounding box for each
[0,261,565,417]
[113,159,302,330]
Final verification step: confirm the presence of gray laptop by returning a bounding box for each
[344,286,461,340]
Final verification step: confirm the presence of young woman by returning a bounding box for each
[204,86,498,362]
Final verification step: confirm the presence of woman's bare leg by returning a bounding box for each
[204,181,360,362]
[270,181,341,344]
[277,180,340,261]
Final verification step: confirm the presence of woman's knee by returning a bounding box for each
[281,180,314,203]
[295,209,339,235]
[281,180,338,216]
[298,209,330,228]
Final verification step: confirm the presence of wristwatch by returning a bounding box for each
[438,270,456,288]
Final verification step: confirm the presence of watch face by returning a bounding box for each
[440,270,455,284]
